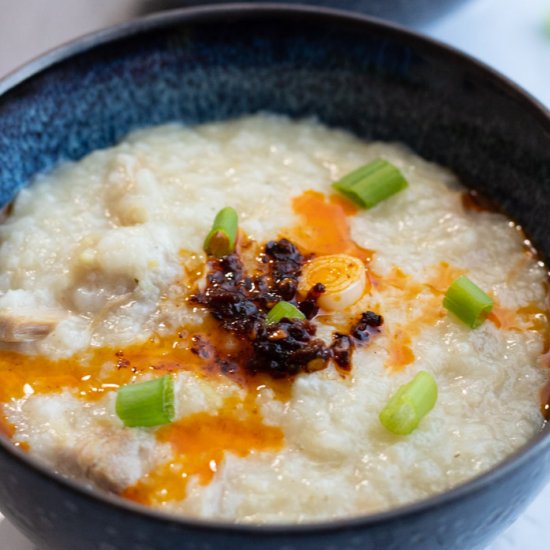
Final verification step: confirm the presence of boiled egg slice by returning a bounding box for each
[299,254,367,311]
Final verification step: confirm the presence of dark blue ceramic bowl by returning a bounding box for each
[0,5,549,550]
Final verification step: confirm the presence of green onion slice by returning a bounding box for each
[332,159,408,208]
[443,275,493,328]
[266,301,305,325]
[116,375,175,428]
[203,207,238,258]
[379,371,438,435]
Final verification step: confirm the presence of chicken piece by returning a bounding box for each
[59,428,170,494]
[0,311,63,342]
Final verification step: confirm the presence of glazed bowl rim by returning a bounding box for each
[0,2,549,536]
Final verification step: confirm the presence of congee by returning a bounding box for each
[0,114,548,523]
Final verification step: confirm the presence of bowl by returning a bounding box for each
[0,5,549,550]
[138,0,471,26]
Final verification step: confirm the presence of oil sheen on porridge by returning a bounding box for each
[0,115,548,523]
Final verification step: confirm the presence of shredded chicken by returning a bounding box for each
[0,311,63,343]
[58,428,170,494]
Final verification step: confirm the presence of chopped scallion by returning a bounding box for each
[266,301,305,325]
[203,207,238,258]
[116,375,175,428]
[332,159,408,208]
[443,275,493,328]
[379,371,438,435]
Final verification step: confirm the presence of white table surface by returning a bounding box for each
[1,0,549,548]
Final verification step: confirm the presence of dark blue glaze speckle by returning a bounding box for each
[0,5,549,550]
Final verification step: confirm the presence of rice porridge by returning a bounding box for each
[0,114,548,523]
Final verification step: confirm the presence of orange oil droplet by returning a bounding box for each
[287,190,373,263]
[541,381,550,421]
[427,262,465,294]
[378,263,463,373]
[488,303,549,338]
[123,394,284,506]
[488,305,518,331]
[461,190,500,213]
[386,329,415,371]
[0,315,293,457]
[0,306,295,404]
[329,193,360,216]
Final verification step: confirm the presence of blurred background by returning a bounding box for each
[0,0,549,548]
[1,0,549,107]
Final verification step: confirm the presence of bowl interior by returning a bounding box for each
[0,6,549,549]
